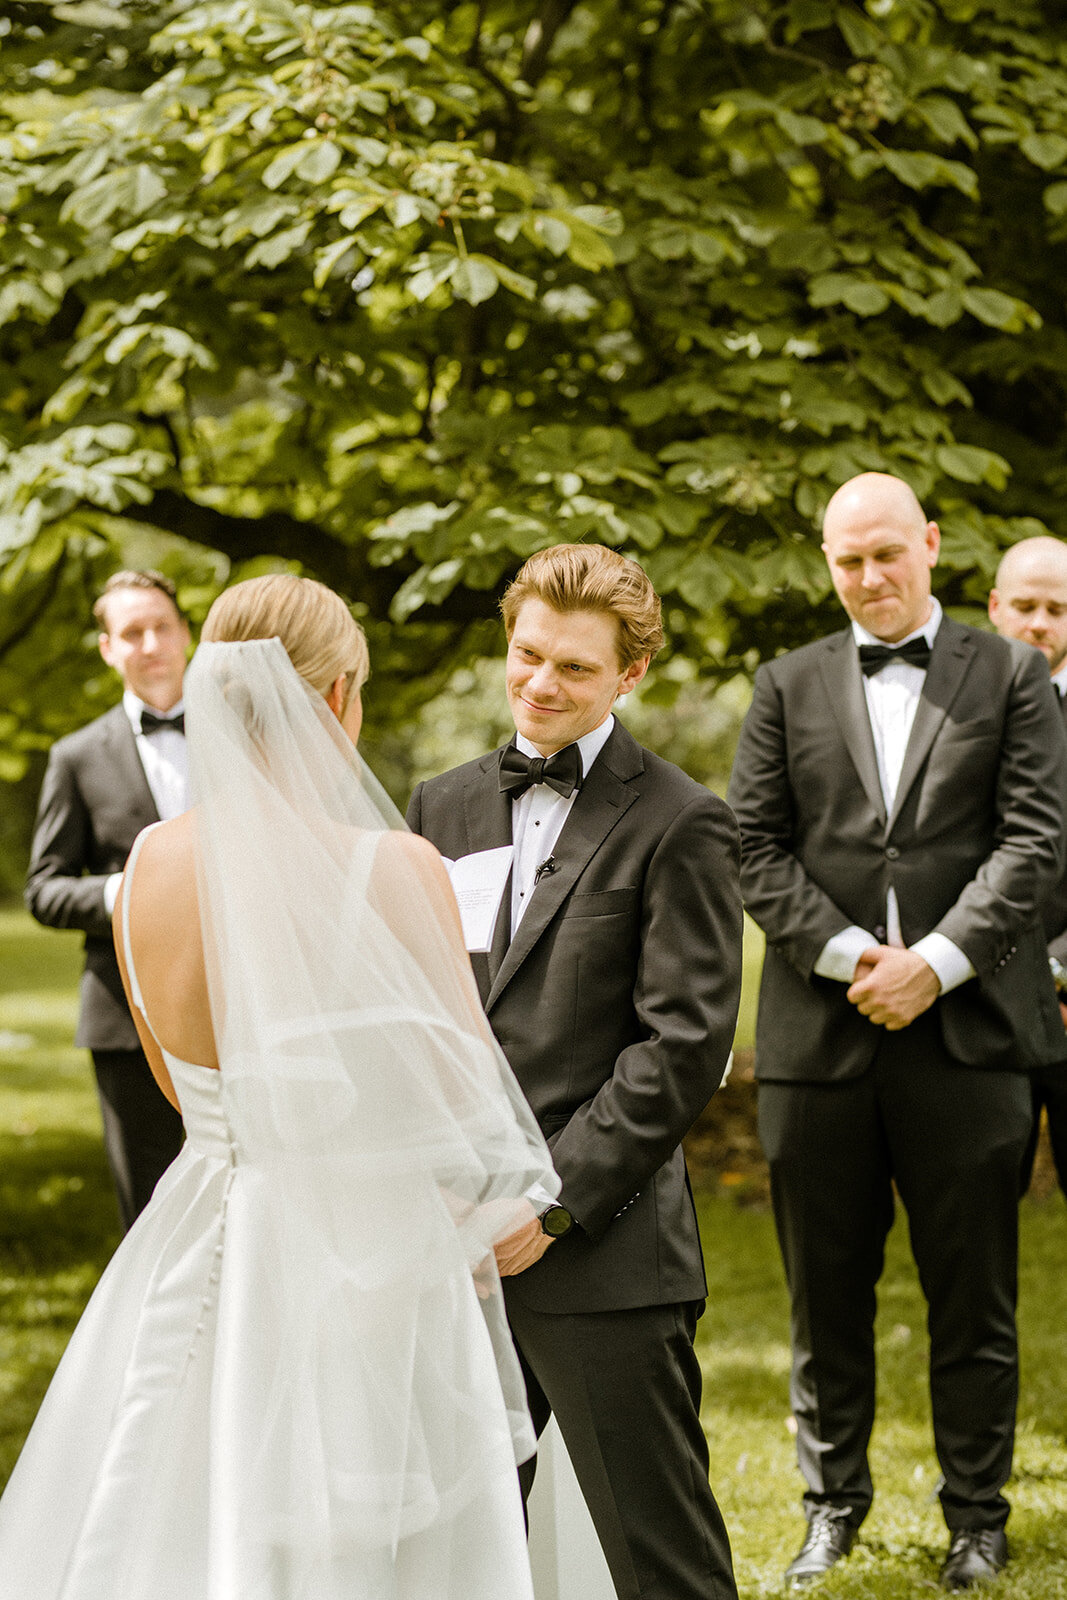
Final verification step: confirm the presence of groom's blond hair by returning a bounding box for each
[203,575,369,711]
[501,544,664,669]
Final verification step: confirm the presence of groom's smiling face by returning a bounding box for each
[505,599,648,755]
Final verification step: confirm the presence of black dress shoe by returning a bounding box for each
[939,1528,1008,1590]
[783,1506,857,1586]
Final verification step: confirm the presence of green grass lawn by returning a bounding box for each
[0,907,120,1486]
[1,906,1065,1596]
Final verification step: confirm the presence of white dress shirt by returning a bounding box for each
[814,598,976,993]
[103,691,189,916]
[508,716,617,1217]
[510,716,615,935]
[1052,659,1067,699]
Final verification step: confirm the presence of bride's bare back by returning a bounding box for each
[114,815,218,1104]
[114,814,485,1112]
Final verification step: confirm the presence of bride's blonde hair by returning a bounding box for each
[202,575,369,713]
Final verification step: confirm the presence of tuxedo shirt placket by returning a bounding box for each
[854,605,940,948]
[103,692,191,917]
[509,716,614,935]
[814,600,976,990]
[122,690,189,821]
[860,658,927,947]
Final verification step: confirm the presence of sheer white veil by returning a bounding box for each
[182,638,557,1567]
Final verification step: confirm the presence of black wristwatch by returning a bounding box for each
[538,1203,575,1238]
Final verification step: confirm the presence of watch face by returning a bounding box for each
[541,1205,573,1238]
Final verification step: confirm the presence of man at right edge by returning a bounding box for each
[728,474,1067,1590]
[989,535,1067,1198]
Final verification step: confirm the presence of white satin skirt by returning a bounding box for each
[0,1058,536,1600]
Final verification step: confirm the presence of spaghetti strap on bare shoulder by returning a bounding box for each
[118,822,164,1023]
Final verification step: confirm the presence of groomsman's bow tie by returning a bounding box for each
[140,709,185,736]
[498,742,582,799]
[858,639,932,677]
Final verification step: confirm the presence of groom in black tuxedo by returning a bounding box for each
[728,475,1067,1591]
[26,571,189,1229]
[408,544,743,1600]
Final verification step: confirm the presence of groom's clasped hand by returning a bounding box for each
[493,1199,555,1277]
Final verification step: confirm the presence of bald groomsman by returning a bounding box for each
[728,474,1067,1591]
[990,536,1067,1196]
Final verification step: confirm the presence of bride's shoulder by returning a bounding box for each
[128,814,198,908]
[135,812,196,869]
[373,829,450,892]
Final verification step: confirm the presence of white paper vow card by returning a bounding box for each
[442,846,513,953]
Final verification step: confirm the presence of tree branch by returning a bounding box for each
[118,490,500,623]
[0,549,67,661]
[521,0,581,85]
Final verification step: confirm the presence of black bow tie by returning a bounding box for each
[140,709,185,736]
[498,742,582,800]
[858,638,932,677]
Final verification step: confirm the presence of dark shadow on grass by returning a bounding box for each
[697,1362,790,1418]
[0,1131,119,1271]
[1,1055,96,1091]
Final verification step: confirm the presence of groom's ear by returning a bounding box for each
[618,654,651,698]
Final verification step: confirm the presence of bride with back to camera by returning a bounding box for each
[0,573,561,1599]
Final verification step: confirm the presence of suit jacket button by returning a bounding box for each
[885,845,900,860]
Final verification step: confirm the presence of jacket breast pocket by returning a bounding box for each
[565,887,638,919]
[938,715,999,746]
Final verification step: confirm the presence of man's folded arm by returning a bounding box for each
[549,793,743,1239]
[25,750,113,936]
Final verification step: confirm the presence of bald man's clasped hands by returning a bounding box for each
[729,472,1067,1592]
[845,941,940,1027]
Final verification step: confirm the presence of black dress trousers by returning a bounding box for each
[505,1290,737,1600]
[91,1047,185,1231]
[758,1012,1031,1533]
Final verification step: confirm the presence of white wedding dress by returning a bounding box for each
[528,1420,618,1600]
[0,639,561,1600]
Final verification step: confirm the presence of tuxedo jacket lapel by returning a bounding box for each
[887,618,974,835]
[462,750,514,854]
[819,633,886,827]
[103,706,159,828]
[485,725,642,1013]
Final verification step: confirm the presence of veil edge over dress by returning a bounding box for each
[184,638,558,1569]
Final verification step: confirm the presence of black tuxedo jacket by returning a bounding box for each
[727,618,1067,1082]
[26,704,159,1051]
[1043,690,1067,968]
[407,720,742,1314]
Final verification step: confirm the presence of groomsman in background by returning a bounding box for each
[989,535,1067,1197]
[26,571,189,1230]
[408,544,742,1600]
[728,474,1067,1591]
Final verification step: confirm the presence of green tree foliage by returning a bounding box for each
[4,0,1067,772]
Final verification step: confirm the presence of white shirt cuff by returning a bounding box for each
[814,926,879,983]
[910,932,975,994]
[103,873,123,918]
[526,1182,559,1213]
